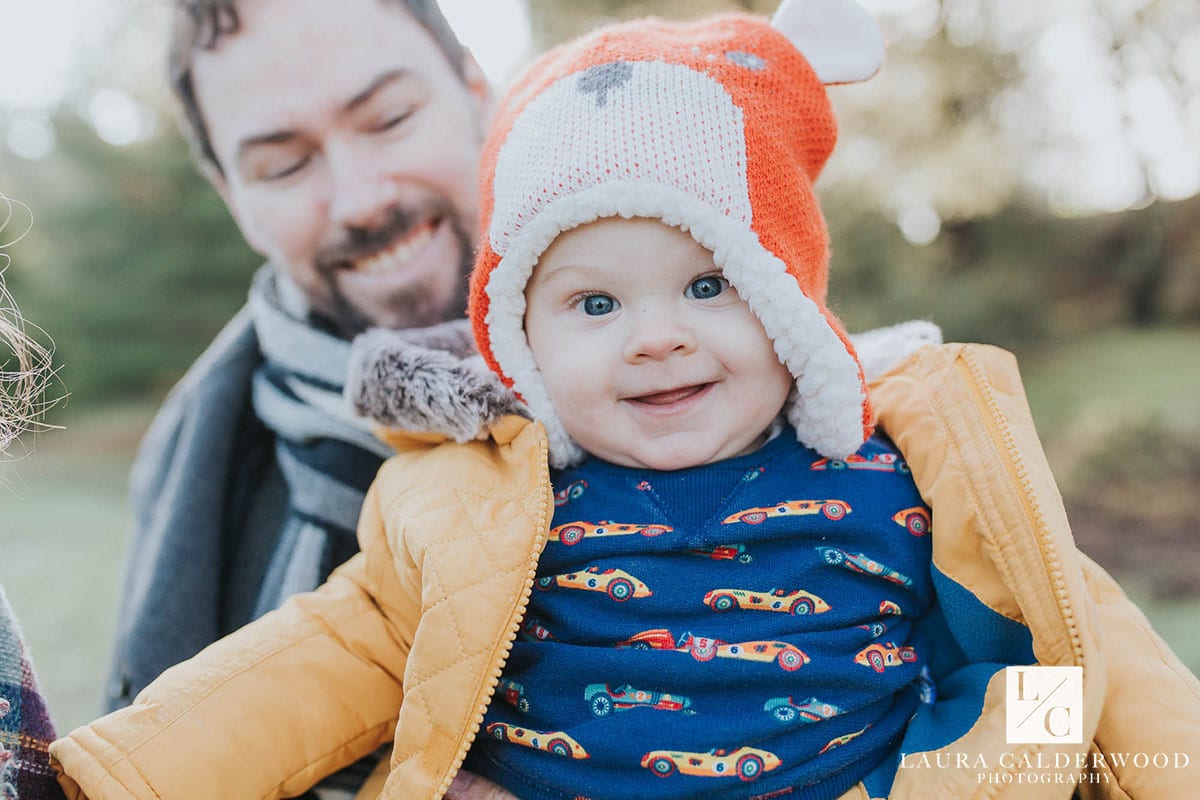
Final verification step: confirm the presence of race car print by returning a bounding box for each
[857,621,888,638]
[583,683,695,716]
[878,600,902,616]
[497,678,530,713]
[815,546,913,588]
[892,506,930,536]
[486,723,589,759]
[810,453,909,473]
[548,520,672,546]
[688,543,753,564]
[678,633,809,671]
[615,628,677,650]
[615,629,808,670]
[723,499,851,524]
[641,746,781,781]
[553,479,588,507]
[855,642,919,673]
[819,726,868,755]
[762,696,842,723]
[537,567,652,601]
[519,617,557,642]
[703,587,830,616]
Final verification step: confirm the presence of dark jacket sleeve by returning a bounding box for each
[103,307,273,711]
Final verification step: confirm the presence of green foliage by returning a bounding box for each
[1,112,257,407]
[1022,328,1200,597]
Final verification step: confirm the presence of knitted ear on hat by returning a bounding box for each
[469,2,886,468]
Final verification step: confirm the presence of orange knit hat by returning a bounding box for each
[468,0,885,467]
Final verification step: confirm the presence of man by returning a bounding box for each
[107,0,489,719]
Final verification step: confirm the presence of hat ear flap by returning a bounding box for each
[770,0,885,84]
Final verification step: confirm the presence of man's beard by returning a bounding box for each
[313,201,474,337]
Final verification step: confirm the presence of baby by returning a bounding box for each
[51,3,1200,799]
[459,209,933,800]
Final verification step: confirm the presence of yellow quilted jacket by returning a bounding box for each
[51,344,1200,799]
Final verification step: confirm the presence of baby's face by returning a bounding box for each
[524,217,793,471]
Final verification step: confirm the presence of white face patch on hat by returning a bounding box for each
[488,60,751,258]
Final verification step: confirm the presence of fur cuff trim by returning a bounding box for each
[850,320,943,381]
[346,320,526,443]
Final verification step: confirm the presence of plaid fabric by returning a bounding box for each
[0,587,65,800]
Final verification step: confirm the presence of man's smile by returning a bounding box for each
[350,217,439,276]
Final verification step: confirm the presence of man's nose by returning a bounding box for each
[624,310,698,362]
[326,144,401,231]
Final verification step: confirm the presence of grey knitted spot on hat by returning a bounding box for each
[726,50,766,70]
[577,61,633,107]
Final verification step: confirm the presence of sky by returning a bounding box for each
[0,0,530,109]
[1,0,1197,219]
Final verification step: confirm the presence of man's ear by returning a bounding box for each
[206,166,267,256]
[461,49,496,127]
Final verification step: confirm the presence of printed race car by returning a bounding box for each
[819,726,868,755]
[762,696,842,723]
[815,546,913,588]
[549,520,672,546]
[892,506,931,536]
[519,617,557,642]
[615,629,808,671]
[855,642,918,673]
[486,723,589,759]
[553,479,588,507]
[723,499,851,524]
[678,633,809,671]
[857,621,887,638]
[810,453,909,473]
[584,683,694,716]
[878,600,902,616]
[497,678,530,713]
[537,566,652,601]
[615,628,677,650]
[703,587,831,616]
[688,543,754,564]
[642,746,781,781]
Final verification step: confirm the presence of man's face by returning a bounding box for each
[194,0,489,335]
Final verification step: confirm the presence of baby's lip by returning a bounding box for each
[627,383,712,405]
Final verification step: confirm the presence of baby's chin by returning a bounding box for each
[583,432,768,471]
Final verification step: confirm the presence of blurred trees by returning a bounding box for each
[0,112,256,404]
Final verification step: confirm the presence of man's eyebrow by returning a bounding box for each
[345,68,413,113]
[235,69,415,163]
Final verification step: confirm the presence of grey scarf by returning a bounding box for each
[248,268,394,615]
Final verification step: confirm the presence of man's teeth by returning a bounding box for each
[355,225,434,275]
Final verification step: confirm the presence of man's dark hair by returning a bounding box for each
[169,0,466,177]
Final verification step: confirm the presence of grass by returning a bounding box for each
[1,403,148,732]
[1022,327,1200,440]
[1,326,1198,734]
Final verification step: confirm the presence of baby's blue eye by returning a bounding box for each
[583,294,618,316]
[688,275,728,300]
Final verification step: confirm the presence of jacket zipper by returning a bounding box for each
[956,350,1087,799]
[436,429,553,799]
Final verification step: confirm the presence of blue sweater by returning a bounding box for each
[466,431,933,800]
